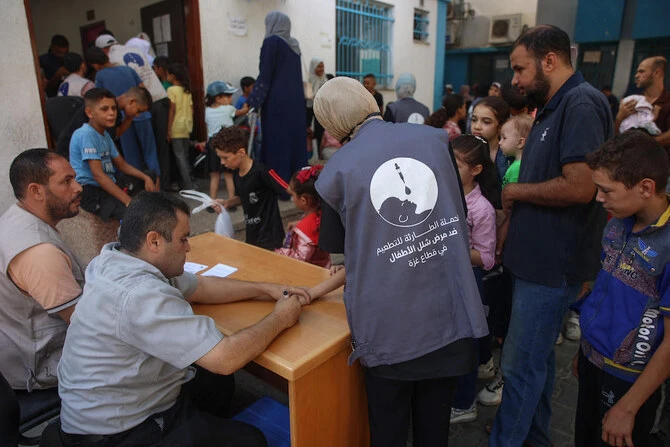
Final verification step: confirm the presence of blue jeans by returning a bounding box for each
[490,278,579,447]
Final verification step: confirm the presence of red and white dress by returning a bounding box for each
[275,212,331,268]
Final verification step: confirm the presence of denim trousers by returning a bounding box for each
[490,277,579,447]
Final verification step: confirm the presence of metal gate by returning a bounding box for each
[336,0,394,88]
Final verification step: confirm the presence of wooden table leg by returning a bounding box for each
[288,348,369,447]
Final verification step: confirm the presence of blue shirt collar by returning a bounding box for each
[538,71,585,115]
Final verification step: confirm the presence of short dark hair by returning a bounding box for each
[86,46,109,66]
[211,126,249,154]
[51,34,69,48]
[125,86,153,110]
[153,56,170,70]
[84,88,115,108]
[512,24,572,66]
[587,130,669,192]
[63,52,84,73]
[363,73,376,80]
[240,76,255,89]
[10,149,63,200]
[650,56,667,75]
[501,81,528,111]
[118,192,191,253]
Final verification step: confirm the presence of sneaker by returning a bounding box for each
[565,311,581,341]
[555,332,564,345]
[450,404,477,424]
[477,357,495,380]
[477,369,504,406]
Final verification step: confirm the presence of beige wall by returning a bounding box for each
[0,0,47,213]
[30,0,160,56]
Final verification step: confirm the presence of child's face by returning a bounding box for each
[85,97,117,129]
[363,77,376,93]
[123,98,147,120]
[243,84,254,95]
[592,168,644,219]
[488,85,501,97]
[454,153,481,189]
[218,94,233,105]
[499,121,523,157]
[288,186,308,211]
[167,72,176,84]
[216,148,244,170]
[471,104,500,142]
[153,65,166,80]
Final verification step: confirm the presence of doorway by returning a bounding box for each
[25,0,205,143]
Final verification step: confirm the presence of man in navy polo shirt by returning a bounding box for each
[490,25,613,447]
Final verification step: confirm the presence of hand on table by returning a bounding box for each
[273,295,302,328]
[266,284,312,305]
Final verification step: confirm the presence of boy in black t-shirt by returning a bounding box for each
[211,127,286,250]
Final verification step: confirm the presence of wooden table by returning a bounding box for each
[187,233,369,447]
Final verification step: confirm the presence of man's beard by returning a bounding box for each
[45,188,80,221]
[525,65,551,109]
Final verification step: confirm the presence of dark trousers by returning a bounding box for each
[575,348,661,447]
[151,98,172,189]
[365,371,457,447]
[42,367,264,447]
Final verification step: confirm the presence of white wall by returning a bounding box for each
[199,0,336,95]
[469,0,536,31]
[380,0,439,111]
[30,0,160,55]
[0,0,48,213]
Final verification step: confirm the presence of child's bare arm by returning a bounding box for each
[306,268,346,304]
[235,104,250,116]
[87,159,132,206]
[112,156,157,192]
[601,316,670,446]
[167,101,176,142]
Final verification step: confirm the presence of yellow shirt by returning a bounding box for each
[167,86,193,138]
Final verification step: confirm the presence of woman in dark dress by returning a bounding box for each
[246,11,307,187]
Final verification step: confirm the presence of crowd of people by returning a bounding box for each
[2,16,670,447]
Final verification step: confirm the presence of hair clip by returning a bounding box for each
[473,135,488,145]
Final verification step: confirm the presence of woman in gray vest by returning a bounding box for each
[313,77,488,447]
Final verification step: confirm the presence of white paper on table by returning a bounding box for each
[184,262,208,274]
[201,263,238,278]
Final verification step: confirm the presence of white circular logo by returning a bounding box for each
[369,157,438,227]
[407,113,425,124]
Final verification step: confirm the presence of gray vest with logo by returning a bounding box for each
[316,120,488,368]
[0,204,85,390]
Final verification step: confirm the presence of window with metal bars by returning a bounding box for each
[336,0,394,88]
[413,9,429,42]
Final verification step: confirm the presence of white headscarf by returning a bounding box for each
[314,77,382,143]
[265,11,301,55]
[395,73,417,99]
[307,57,327,108]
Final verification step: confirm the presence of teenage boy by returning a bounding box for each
[69,88,157,221]
[211,126,286,250]
[572,130,670,447]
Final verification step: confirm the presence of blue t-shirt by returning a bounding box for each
[235,95,248,109]
[69,123,119,187]
[95,66,150,121]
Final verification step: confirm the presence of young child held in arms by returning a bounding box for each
[275,165,331,268]
[204,81,249,207]
[449,135,499,423]
[496,114,533,255]
[211,126,286,250]
[69,88,157,221]
[166,63,194,190]
[572,130,670,447]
